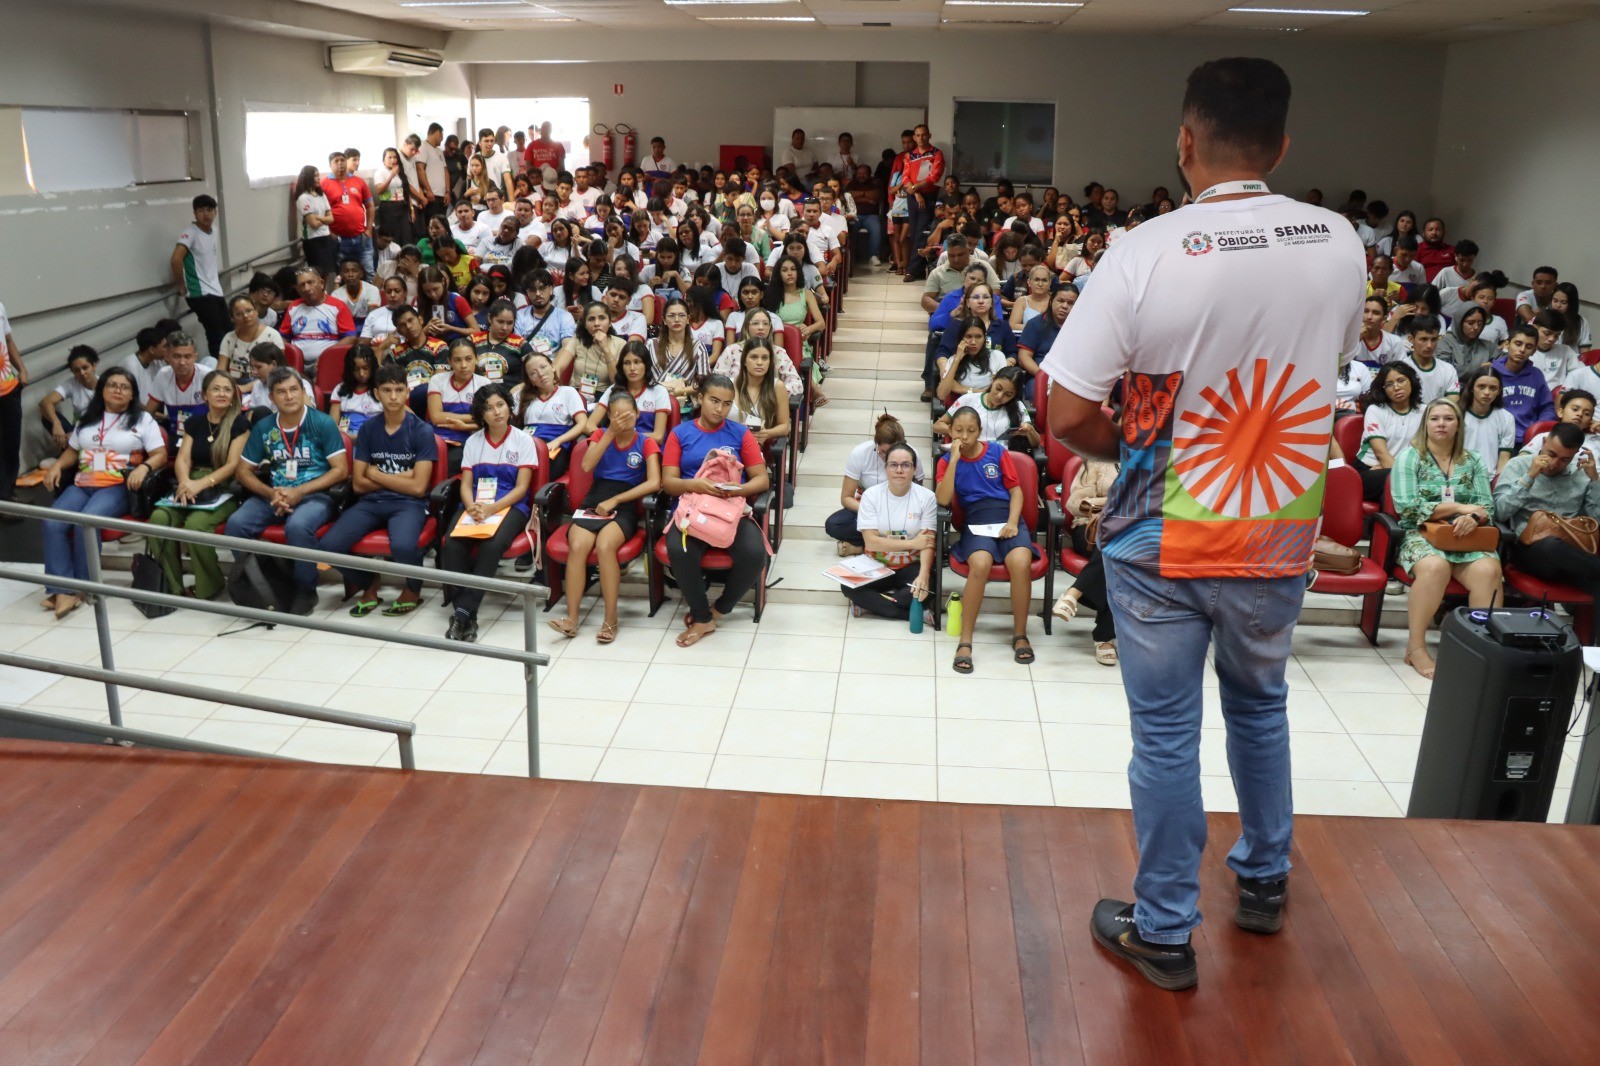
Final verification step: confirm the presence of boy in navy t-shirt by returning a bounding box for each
[319,363,439,616]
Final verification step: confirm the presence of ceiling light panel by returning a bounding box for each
[1225,6,1370,13]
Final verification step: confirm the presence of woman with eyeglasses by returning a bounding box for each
[1353,361,1423,502]
[845,442,935,619]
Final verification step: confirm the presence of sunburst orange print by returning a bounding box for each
[1171,358,1330,517]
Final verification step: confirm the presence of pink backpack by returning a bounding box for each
[675,448,752,549]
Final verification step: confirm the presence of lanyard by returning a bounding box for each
[276,415,305,461]
[1193,179,1270,202]
[97,411,117,448]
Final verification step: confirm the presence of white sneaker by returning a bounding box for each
[869,256,881,266]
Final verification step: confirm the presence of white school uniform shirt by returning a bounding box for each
[948,391,1030,443]
[1356,404,1422,466]
[1534,344,1580,391]
[330,385,383,433]
[451,219,493,254]
[513,383,586,431]
[481,151,510,194]
[1399,355,1459,404]
[1560,362,1600,399]
[68,411,167,488]
[480,207,514,233]
[51,377,96,418]
[1335,361,1373,411]
[843,439,924,492]
[1391,261,1425,285]
[596,382,671,427]
[1001,215,1047,237]
[1463,407,1517,473]
[1481,315,1509,346]
[334,281,382,322]
[856,481,938,568]
[296,192,331,240]
[1358,330,1409,365]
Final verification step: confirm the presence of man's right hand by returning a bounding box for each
[1529,454,1553,482]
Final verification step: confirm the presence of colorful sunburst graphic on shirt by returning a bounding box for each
[1170,358,1329,518]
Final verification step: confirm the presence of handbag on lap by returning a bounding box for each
[1518,510,1599,554]
[1419,518,1500,554]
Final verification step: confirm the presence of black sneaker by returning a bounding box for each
[289,587,319,616]
[446,614,479,643]
[514,551,534,572]
[1235,875,1288,934]
[1089,899,1197,991]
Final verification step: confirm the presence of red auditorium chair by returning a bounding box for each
[1311,464,1390,644]
[315,343,351,402]
[647,479,777,623]
[539,435,651,611]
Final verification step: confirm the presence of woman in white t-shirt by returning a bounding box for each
[218,294,285,381]
[1357,295,1408,365]
[512,351,587,479]
[844,442,936,620]
[1354,362,1423,502]
[39,345,100,448]
[933,367,1040,451]
[585,341,672,446]
[1553,283,1593,350]
[1459,364,1516,477]
[935,316,1011,405]
[1335,357,1374,412]
[293,165,336,278]
[41,367,168,618]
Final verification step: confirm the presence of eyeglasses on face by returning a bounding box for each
[885,461,915,471]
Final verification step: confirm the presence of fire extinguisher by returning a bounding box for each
[590,123,613,169]
[617,123,637,167]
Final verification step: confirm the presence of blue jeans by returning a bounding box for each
[1103,556,1303,945]
[853,214,883,260]
[227,492,337,588]
[43,483,129,594]
[335,234,373,278]
[319,496,428,592]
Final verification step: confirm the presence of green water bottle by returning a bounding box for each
[909,597,924,634]
[945,593,962,636]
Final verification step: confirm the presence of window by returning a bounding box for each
[473,98,591,170]
[951,101,1055,186]
[244,108,395,185]
[14,107,195,193]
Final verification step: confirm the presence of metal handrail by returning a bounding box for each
[0,704,289,762]
[0,498,552,776]
[16,239,302,352]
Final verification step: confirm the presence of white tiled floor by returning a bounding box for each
[2,270,1592,823]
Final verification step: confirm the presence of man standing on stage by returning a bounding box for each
[1044,57,1365,990]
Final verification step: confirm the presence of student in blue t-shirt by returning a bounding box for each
[319,363,438,617]
[1015,287,1078,402]
[231,367,350,614]
[547,391,662,644]
[935,405,1040,674]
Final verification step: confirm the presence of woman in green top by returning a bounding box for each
[762,255,824,360]
[147,371,247,600]
[1391,397,1503,679]
[417,215,467,265]
[734,204,771,266]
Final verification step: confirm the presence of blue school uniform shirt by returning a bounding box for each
[428,371,490,445]
[241,407,344,490]
[354,412,438,505]
[588,429,659,485]
[665,416,764,481]
[936,440,1019,515]
[460,425,539,514]
[1018,315,1061,357]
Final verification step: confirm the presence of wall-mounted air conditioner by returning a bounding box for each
[329,43,444,78]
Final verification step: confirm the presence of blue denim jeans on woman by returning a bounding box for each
[1103,556,1303,945]
[43,483,129,594]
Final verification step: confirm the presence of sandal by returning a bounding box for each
[952,642,974,674]
[1012,634,1035,665]
[678,620,716,647]
[381,598,421,617]
[547,617,580,639]
[1052,593,1079,622]
[813,391,830,408]
[348,598,383,618]
[1094,641,1118,666]
[40,594,57,612]
[53,595,83,620]
[596,621,618,644]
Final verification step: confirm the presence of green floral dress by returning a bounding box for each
[1390,446,1496,574]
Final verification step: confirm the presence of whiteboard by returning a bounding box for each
[772,107,924,177]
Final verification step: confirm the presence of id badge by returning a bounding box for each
[284,459,299,481]
[341,193,350,204]
[1441,483,1454,503]
[476,476,498,503]
[90,449,109,473]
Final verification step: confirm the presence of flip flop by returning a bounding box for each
[677,621,716,647]
[548,617,580,639]
[952,642,974,674]
[348,598,383,618]
[381,598,421,617]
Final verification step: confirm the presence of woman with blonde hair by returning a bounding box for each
[1389,397,1502,679]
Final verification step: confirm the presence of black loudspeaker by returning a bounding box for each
[1406,607,1581,822]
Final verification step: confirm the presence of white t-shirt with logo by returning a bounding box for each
[948,390,1031,443]
[1042,191,1365,578]
[1399,355,1460,404]
[1356,404,1422,467]
[175,223,223,297]
[856,481,937,568]
[1358,330,1409,366]
[1463,407,1517,473]
[843,439,923,491]
[1534,344,1580,390]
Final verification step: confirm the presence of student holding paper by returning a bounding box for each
[146,370,246,600]
[547,391,661,644]
[935,405,1039,673]
[842,442,935,619]
[438,383,537,643]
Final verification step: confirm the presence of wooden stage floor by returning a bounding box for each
[3,741,1599,1064]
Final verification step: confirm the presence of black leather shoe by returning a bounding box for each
[289,587,319,616]
[1090,899,1197,991]
[446,615,479,643]
[1235,875,1288,934]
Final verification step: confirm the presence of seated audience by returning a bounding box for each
[826,412,918,556]
[513,350,586,478]
[569,300,623,407]
[428,338,491,475]
[471,298,530,385]
[1459,365,1515,477]
[359,276,412,345]
[219,294,283,381]
[844,442,934,619]
[147,331,209,442]
[439,383,537,642]
[1519,388,1599,461]
[1390,398,1501,678]
[936,405,1039,673]
[1016,287,1077,391]
[328,344,381,436]
[39,345,100,448]
[934,366,1040,451]
[278,266,354,374]
[1438,305,1496,369]
[41,368,168,618]
[1355,296,1407,365]
[1552,281,1591,348]
[147,371,246,600]
[649,298,710,408]
[1397,315,1457,403]
[1052,456,1120,665]
[1492,324,1555,443]
[715,308,804,399]
[230,368,349,615]
[1515,265,1558,324]
[1495,422,1600,645]
[1531,309,1580,389]
[936,315,1013,405]
[586,341,672,445]
[1353,362,1422,502]
[729,339,791,447]
[661,374,771,648]
[763,255,826,360]
[1335,355,1374,413]
[320,364,437,618]
[547,391,661,643]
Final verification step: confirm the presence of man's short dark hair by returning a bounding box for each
[375,363,408,390]
[1534,309,1569,333]
[1408,314,1441,335]
[427,122,443,135]
[1562,388,1596,411]
[722,236,747,259]
[328,150,345,163]
[1455,239,1479,258]
[249,342,286,366]
[404,133,421,148]
[266,366,300,393]
[1182,57,1292,168]
[1552,422,1587,449]
[192,194,217,211]
[1534,265,1559,279]
[136,326,166,351]
[1395,233,1419,252]
[1367,200,1389,219]
[945,234,969,251]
